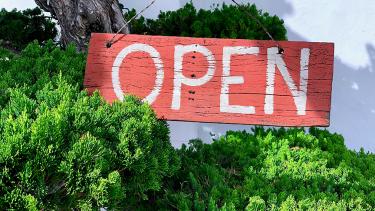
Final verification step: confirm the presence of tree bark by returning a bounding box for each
[34,0,129,51]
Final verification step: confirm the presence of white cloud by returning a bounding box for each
[351,82,359,90]
[284,0,375,69]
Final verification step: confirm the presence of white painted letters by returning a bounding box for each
[220,46,259,114]
[172,44,216,110]
[112,43,164,104]
[112,43,312,115]
[264,47,310,115]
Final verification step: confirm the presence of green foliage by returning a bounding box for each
[0,78,180,209]
[126,2,287,40]
[143,128,375,210]
[0,41,86,109]
[0,8,57,50]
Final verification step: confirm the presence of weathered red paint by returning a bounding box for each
[84,33,334,126]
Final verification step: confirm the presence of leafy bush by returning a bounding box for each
[126,2,287,40]
[0,78,180,209]
[0,41,86,108]
[141,128,375,210]
[0,8,57,50]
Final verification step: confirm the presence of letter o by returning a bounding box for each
[112,43,164,104]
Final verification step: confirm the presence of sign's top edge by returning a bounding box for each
[90,33,335,46]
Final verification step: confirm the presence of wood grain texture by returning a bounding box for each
[84,33,334,126]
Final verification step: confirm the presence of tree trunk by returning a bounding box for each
[34,0,129,51]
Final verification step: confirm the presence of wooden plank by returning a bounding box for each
[84,33,334,126]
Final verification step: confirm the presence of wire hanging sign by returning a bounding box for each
[106,0,283,53]
[85,0,334,127]
[230,0,284,54]
[106,0,157,48]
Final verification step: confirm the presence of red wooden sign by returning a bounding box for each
[84,33,334,126]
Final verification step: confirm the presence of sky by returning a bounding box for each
[1,0,375,152]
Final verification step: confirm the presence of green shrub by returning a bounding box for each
[126,2,287,40]
[0,8,57,50]
[143,128,375,210]
[0,41,86,108]
[0,78,180,209]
